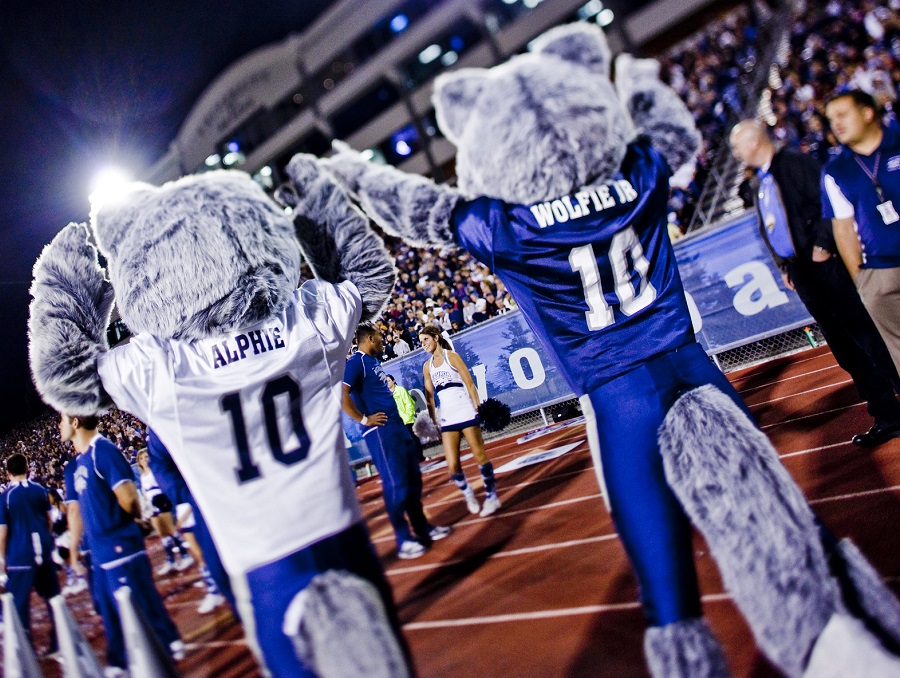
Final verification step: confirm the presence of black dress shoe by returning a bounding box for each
[852,422,900,447]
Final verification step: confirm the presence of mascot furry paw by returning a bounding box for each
[29,164,412,677]
[310,21,900,678]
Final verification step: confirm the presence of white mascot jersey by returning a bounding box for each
[98,280,362,575]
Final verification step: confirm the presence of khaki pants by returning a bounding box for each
[856,266,900,377]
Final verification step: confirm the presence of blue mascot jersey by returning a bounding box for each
[453,138,695,396]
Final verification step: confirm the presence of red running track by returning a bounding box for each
[12,346,900,677]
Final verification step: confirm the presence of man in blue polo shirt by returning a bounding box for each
[823,89,900,446]
[0,452,60,656]
[342,324,450,560]
[61,412,183,674]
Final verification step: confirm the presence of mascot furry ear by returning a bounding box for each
[312,19,900,678]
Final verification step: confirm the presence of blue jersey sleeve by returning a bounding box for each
[64,460,78,503]
[0,491,8,526]
[94,439,135,490]
[452,197,504,266]
[343,353,363,392]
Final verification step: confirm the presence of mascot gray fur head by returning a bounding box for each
[92,170,302,341]
[29,161,395,415]
[433,22,635,204]
[316,22,701,249]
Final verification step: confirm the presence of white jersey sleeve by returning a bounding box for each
[823,173,856,219]
[97,336,169,423]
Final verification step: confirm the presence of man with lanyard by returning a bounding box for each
[731,119,900,447]
[0,452,60,656]
[824,90,900,442]
[342,325,450,560]
[61,412,183,675]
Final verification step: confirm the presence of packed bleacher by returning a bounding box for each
[763,0,899,161]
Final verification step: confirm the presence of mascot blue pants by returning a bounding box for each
[583,342,751,626]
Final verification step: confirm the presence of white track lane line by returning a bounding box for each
[403,593,741,630]
[387,533,618,576]
[736,364,841,395]
[729,351,831,385]
[761,402,865,430]
[809,484,900,505]
[748,378,853,409]
[372,493,605,545]
[780,441,852,458]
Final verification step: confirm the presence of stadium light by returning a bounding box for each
[597,8,614,25]
[88,167,132,210]
[390,14,409,33]
[418,44,442,65]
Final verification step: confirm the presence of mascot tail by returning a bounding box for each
[657,385,900,678]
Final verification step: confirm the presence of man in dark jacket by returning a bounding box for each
[731,119,900,446]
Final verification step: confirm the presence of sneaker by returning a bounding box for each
[397,540,426,560]
[463,488,480,514]
[169,639,186,661]
[174,554,195,572]
[156,561,175,576]
[197,592,226,614]
[64,577,88,596]
[427,525,452,541]
[480,494,502,517]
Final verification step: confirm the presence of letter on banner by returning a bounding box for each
[724,262,789,316]
[509,348,546,389]
[683,291,703,333]
[471,364,488,402]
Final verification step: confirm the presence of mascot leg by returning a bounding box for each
[658,385,900,677]
[284,570,411,678]
[644,618,730,678]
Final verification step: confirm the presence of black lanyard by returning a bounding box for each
[854,150,887,202]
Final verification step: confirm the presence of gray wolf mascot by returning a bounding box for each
[29,163,412,677]
[306,22,900,678]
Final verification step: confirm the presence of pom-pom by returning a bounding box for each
[151,493,174,513]
[413,411,440,444]
[478,398,511,432]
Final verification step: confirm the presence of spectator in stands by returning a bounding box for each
[0,452,60,657]
[823,90,900,444]
[731,118,900,446]
[392,332,412,356]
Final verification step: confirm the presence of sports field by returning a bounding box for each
[14,345,900,677]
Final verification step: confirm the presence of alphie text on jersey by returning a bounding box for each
[0,480,54,567]
[97,280,363,575]
[822,121,900,268]
[64,435,146,566]
[452,138,695,397]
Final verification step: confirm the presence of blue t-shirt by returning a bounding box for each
[0,480,54,567]
[453,138,695,396]
[822,121,900,268]
[343,352,403,430]
[64,435,145,567]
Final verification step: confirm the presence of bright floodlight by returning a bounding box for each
[88,167,132,210]
[597,8,614,25]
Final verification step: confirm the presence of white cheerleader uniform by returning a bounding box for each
[430,354,480,432]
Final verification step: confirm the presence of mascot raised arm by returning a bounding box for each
[307,22,900,678]
[28,162,413,678]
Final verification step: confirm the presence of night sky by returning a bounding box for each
[0,1,333,432]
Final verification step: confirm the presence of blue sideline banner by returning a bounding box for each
[377,211,813,419]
